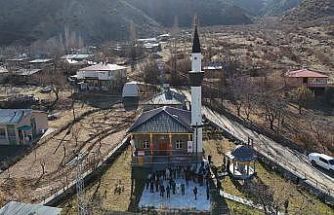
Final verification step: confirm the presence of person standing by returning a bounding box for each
[172,180,176,194]
[146,177,150,190]
[181,184,185,195]
[166,168,170,180]
[155,177,159,192]
[206,185,210,200]
[181,167,185,179]
[160,184,165,198]
[166,185,170,199]
[193,186,198,200]
[150,180,154,193]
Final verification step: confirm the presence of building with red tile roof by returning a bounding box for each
[285,69,329,91]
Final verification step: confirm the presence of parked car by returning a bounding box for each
[308,153,334,172]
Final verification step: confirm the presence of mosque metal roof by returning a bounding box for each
[128,106,192,133]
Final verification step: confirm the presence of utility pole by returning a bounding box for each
[76,153,88,215]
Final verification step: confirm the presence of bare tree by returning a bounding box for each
[242,92,256,121]
[260,93,288,131]
[142,58,160,84]
[309,119,334,153]
[288,86,314,114]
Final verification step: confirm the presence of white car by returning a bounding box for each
[308,153,334,172]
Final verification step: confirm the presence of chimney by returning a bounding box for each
[189,24,204,154]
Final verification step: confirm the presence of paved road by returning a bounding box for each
[183,91,334,200]
[203,107,334,197]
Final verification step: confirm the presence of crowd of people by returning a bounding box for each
[145,161,211,200]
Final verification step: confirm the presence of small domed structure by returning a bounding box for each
[231,145,256,162]
[226,144,257,180]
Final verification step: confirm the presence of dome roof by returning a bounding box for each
[231,145,256,162]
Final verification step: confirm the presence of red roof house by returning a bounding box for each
[285,69,329,89]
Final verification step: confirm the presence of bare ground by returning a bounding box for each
[0,104,137,206]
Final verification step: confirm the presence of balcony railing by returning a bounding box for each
[132,150,203,167]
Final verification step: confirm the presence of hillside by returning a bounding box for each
[283,0,334,22]
[224,0,301,16]
[0,0,161,45]
[263,0,301,16]
[0,0,253,45]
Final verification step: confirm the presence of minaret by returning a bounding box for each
[189,25,204,154]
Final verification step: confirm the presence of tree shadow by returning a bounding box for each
[128,166,149,212]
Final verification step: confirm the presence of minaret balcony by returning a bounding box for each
[189,71,204,86]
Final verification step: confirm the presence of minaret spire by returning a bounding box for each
[189,21,204,156]
[192,25,201,53]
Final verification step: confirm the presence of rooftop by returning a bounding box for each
[79,63,127,71]
[128,106,192,133]
[144,89,185,106]
[143,43,160,49]
[61,54,92,60]
[228,145,256,162]
[0,201,62,215]
[14,69,42,76]
[285,69,329,78]
[137,38,157,43]
[29,59,52,63]
[0,109,32,124]
[0,66,9,74]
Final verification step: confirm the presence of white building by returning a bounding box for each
[77,63,127,91]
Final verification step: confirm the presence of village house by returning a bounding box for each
[143,43,162,53]
[137,37,158,44]
[5,55,29,70]
[10,68,47,85]
[28,58,53,69]
[157,33,171,42]
[61,54,93,65]
[285,69,329,93]
[0,109,48,145]
[76,63,127,91]
[143,86,187,111]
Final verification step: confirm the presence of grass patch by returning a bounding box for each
[255,162,333,215]
[226,199,264,215]
[204,139,334,215]
[60,147,134,214]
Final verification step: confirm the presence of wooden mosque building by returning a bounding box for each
[129,25,204,167]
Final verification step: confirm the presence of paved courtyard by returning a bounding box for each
[139,178,211,211]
